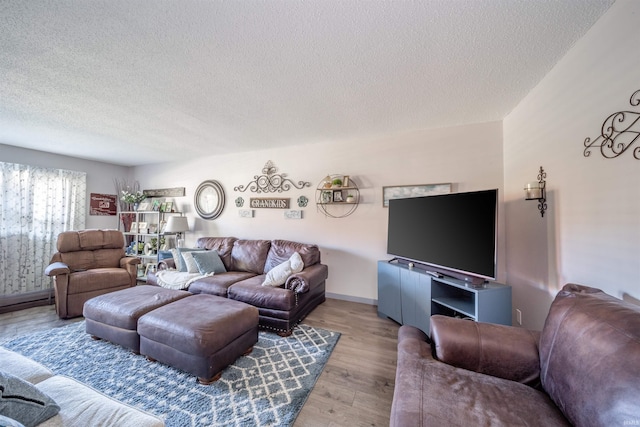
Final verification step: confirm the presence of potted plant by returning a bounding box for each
[121,189,147,211]
[331,178,343,188]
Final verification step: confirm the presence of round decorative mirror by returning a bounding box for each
[194,180,225,220]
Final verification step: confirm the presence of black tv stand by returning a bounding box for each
[377,260,512,335]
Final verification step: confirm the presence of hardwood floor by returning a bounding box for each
[0,298,400,427]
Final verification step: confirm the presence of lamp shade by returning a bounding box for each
[164,216,189,233]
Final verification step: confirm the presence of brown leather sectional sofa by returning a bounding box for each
[147,237,328,336]
[391,284,640,426]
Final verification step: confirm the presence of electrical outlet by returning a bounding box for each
[516,309,522,326]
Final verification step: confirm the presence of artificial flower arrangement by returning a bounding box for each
[120,190,147,204]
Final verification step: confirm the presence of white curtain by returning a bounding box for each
[0,161,86,297]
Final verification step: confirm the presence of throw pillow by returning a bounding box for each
[170,248,182,271]
[180,251,207,273]
[192,251,227,275]
[0,415,25,427]
[175,248,204,272]
[0,371,59,427]
[262,252,304,287]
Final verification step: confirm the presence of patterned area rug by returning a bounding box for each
[1,321,340,427]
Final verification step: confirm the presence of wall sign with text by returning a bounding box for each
[250,198,290,209]
[90,193,117,215]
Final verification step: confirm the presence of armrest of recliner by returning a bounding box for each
[285,263,328,293]
[430,315,541,386]
[44,262,70,276]
[120,257,141,268]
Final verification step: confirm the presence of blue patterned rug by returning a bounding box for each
[1,321,340,426]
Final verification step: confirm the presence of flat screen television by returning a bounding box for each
[386,189,498,284]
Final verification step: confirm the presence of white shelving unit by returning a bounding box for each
[118,210,183,280]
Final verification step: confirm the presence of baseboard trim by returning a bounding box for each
[0,290,54,314]
[326,292,377,306]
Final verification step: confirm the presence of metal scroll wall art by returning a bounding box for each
[234,161,311,193]
[584,89,640,160]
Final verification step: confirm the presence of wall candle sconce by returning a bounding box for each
[525,166,547,217]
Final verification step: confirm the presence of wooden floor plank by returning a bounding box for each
[0,298,400,426]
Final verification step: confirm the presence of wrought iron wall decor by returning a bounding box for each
[584,89,640,160]
[524,166,547,218]
[234,161,311,193]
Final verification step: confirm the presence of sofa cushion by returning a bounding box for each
[67,268,131,294]
[191,250,227,275]
[263,240,320,273]
[539,284,640,427]
[57,230,124,252]
[430,315,541,386]
[262,252,304,287]
[0,348,53,385]
[231,240,271,274]
[196,237,237,270]
[0,370,60,427]
[188,272,257,296]
[228,277,298,311]
[36,376,164,427]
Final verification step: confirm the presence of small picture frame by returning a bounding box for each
[159,220,167,233]
[321,191,332,203]
[159,202,167,212]
[137,202,151,211]
[144,263,157,277]
[138,221,148,233]
[152,199,162,211]
[333,191,343,202]
[129,222,138,233]
[148,223,158,234]
[343,176,350,187]
[164,202,174,213]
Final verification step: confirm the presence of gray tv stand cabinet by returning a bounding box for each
[377,260,512,335]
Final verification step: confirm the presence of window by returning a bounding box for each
[0,161,86,302]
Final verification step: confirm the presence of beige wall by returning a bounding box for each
[503,0,640,329]
[134,121,505,302]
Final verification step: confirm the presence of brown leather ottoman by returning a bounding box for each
[137,294,259,384]
[83,285,191,353]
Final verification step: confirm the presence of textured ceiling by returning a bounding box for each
[0,0,615,166]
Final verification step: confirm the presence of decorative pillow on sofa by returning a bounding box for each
[262,252,304,287]
[192,251,227,275]
[0,370,60,427]
[171,248,204,272]
[0,415,25,427]
[180,251,207,273]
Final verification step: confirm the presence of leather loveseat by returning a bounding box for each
[147,237,328,336]
[390,284,640,426]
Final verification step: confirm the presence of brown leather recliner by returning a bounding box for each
[45,229,140,319]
